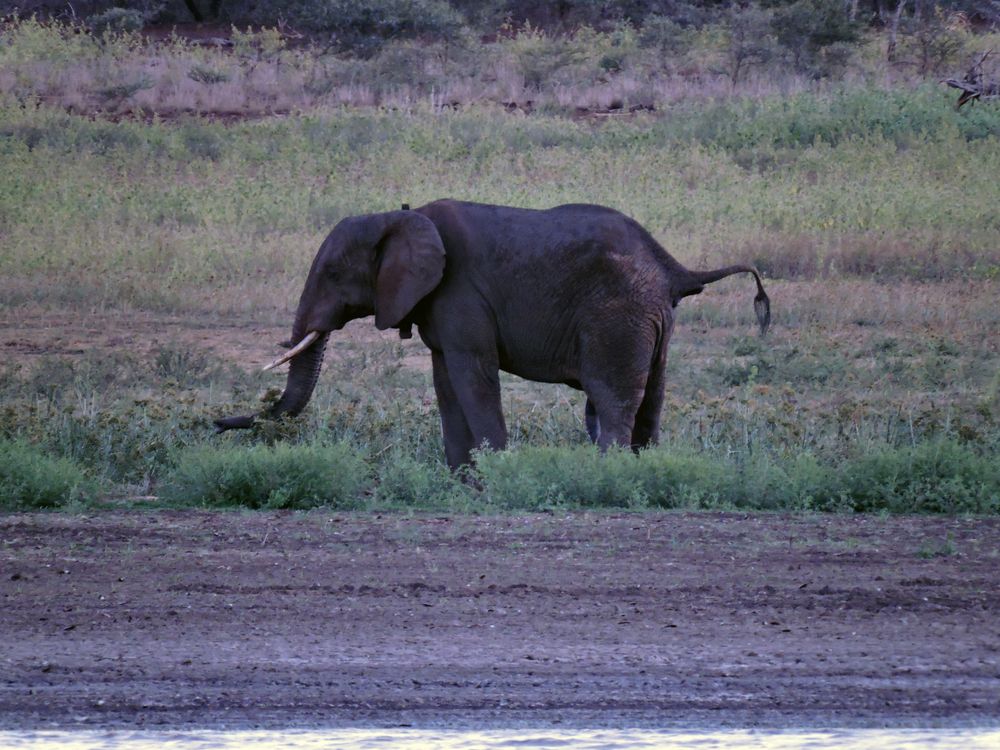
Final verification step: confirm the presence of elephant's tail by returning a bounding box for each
[681,265,770,336]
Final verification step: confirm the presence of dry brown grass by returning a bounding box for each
[740,232,1000,281]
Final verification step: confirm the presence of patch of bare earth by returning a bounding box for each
[0,305,416,376]
[1,512,998,730]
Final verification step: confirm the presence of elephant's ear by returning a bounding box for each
[374,211,446,331]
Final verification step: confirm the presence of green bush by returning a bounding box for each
[160,442,370,509]
[837,439,1000,514]
[505,24,590,89]
[632,448,737,508]
[188,65,230,85]
[475,445,745,510]
[88,8,150,34]
[373,451,473,508]
[639,15,698,56]
[469,441,998,514]
[476,445,647,509]
[0,17,99,65]
[0,439,96,510]
[771,0,860,76]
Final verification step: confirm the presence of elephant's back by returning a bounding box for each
[417,199,674,295]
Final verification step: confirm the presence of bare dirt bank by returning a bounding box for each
[1,511,998,730]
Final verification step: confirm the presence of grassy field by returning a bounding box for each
[1,21,998,513]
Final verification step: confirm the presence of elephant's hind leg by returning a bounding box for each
[581,366,647,452]
[630,345,669,449]
[580,320,663,452]
[585,386,646,451]
[631,317,673,449]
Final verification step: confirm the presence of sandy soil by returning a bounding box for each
[0,306,430,378]
[1,511,998,730]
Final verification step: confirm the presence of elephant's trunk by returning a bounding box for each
[265,332,329,420]
[213,330,329,432]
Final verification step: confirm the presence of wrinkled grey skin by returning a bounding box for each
[216,200,770,469]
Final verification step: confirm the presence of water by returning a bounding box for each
[1,729,999,750]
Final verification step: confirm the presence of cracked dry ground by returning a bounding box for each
[1,511,998,729]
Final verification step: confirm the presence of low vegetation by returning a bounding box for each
[0,439,96,510]
[6,429,995,514]
[160,441,370,508]
[1,10,998,115]
[0,14,997,513]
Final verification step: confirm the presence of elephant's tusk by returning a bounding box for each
[261,331,320,372]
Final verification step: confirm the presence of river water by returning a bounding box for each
[2,729,999,749]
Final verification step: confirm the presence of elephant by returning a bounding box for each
[215,200,770,469]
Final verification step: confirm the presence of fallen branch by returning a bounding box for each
[942,49,999,108]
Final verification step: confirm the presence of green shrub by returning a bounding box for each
[88,8,150,35]
[476,445,648,509]
[231,27,287,60]
[180,124,225,161]
[476,445,745,510]
[837,439,1000,514]
[0,439,96,510]
[373,451,473,508]
[97,76,155,103]
[0,17,99,65]
[897,9,970,76]
[639,15,697,57]
[733,452,844,511]
[631,448,737,509]
[504,24,592,89]
[160,442,370,509]
[501,23,641,90]
[771,0,860,77]
[469,442,998,514]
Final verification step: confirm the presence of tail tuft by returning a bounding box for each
[685,264,771,336]
[754,289,770,337]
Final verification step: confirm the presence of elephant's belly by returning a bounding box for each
[498,354,579,387]
[495,319,582,386]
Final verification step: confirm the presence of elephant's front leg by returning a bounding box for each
[431,351,477,469]
[585,398,601,444]
[438,350,507,465]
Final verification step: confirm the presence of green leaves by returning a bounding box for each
[0,440,96,510]
[160,442,370,509]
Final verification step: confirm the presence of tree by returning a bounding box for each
[282,0,465,57]
[180,0,224,22]
[772,0,861,76]
[899,7,969,74]
[723,3,776,85]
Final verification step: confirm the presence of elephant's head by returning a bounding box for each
[214,209,445,432]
